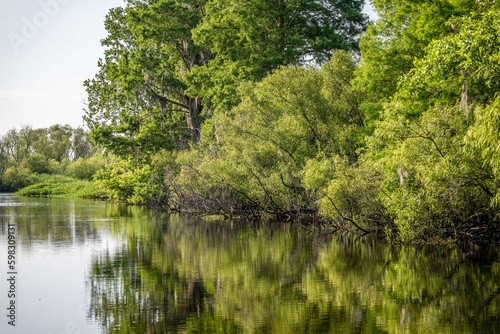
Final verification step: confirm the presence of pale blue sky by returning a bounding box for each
[0,0,123,135]
[0,0,377,136]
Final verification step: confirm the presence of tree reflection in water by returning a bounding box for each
[88,213,500,334]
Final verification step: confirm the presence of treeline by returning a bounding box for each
[79,0,500,243]
[0,125,105,192]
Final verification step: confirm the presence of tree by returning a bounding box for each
[47,124,73,162]
[84,0,211,158]
[0,140,8,176]
[1,126,44,166]
[173,52,366,217]
[353,0,492,104]
[190,0,368,111]
[71,127,94,160]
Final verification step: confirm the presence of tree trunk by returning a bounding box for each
[183,96,202,144]
[460,69,469,117]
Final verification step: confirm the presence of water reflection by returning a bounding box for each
[0,194,127,334]
[88,215,500,333]
[0,194,498,333]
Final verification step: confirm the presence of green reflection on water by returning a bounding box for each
[86,211,500,334]
[2,195,498,333]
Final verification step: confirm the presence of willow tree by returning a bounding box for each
[84,0,210,158]
[352,3,500,241]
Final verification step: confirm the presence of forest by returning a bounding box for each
[2,0,500,244]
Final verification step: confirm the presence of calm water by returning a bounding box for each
[0,194,499,333]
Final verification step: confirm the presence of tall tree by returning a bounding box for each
[2,126,42,165]
[354,0,490,103]
[190,0,368,112]
[0,140,8,175]
[84,0,210,158]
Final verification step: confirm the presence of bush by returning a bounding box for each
[48,158,68,175]
[22,154,50,174]
[16,175,101,198]
[93,155,169,205]
[65,154,106,180]
[1,167,36,191]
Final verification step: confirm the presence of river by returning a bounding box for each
[0,194,499,333]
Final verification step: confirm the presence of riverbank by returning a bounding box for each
[14,175,500,249]
[15,174,103,199]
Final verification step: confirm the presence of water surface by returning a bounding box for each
[0,194,499,333]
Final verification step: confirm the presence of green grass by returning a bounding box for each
[16,174,104,198]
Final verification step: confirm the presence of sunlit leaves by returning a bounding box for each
[181,52,366,216]
[465,97,500,206]
[84,0,209,157]
[191,0,367,111]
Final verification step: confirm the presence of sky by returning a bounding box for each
[0,0,123,136]
[0,0,377,137]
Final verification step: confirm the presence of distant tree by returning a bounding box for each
[0,140,8,175]
[47,124,73,162]
[71,127,93,160]
[2,126,43,165]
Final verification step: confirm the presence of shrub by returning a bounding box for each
[1,167,36,191]
[66,154,106,180]
[22,154,50,174]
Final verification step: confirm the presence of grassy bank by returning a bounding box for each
[16,174,104,198]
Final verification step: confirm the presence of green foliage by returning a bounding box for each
[0,125,104,196]
[22,153,50,174]
[309,159,388,234]
[190,0,367,111]
[194,0,366,68]
[398,8,500,113]
[171,51,366,218]
[345,5,500,241]
[370,105,494,241]
[65,154,107,180]
[53,0,500,244]
[84,1,209,156]
[94,155,169,205]
[0,125,96,168]
[84,0,368,154]
[353,0,491,107]
[71,127,95,160]
[1,167,36,191]
[16,175,100,198]
[47,158,68,175]
[1,126,43,165]
[296,3,500,241]
[93,159,138,201]
[465,97,500,207]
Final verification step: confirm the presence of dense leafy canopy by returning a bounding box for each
[190,0,367,110]
[84,1,209,157]
[6,0,499,244]
[84,0,368,156]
